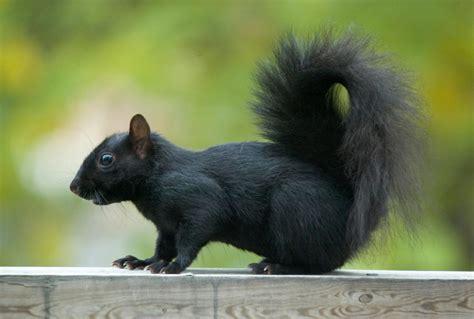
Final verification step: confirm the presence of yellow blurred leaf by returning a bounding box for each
[0,38,42,93]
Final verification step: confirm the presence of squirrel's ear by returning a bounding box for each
[129,114,151,159]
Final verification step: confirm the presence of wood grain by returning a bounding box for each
[0,268,472,318]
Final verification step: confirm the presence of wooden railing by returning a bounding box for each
[0,267,472,318]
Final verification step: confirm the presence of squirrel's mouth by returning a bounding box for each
[71,178,108,205]
[90,192,108,205]
[76,189,108,205]
[92,198,105,205]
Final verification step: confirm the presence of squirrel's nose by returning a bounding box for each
[70,178,81,195]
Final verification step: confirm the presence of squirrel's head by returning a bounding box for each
[70,114,154,205]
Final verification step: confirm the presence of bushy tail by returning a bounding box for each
[252,30,425,253]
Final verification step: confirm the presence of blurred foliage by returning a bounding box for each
[0,0,472,270]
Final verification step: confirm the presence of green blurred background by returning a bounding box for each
[0,0,472,271]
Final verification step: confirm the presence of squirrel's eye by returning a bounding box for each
[99,153,114,167]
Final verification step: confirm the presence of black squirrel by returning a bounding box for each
[70,31,424,274]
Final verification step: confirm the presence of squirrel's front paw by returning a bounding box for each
[144,260,184,274]
[144,260,169,274]
[112,255,153,270]
[159,262,184,274]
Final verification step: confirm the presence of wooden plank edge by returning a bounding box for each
[0,267,472,281]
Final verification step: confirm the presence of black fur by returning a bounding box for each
[70,31,424,274]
